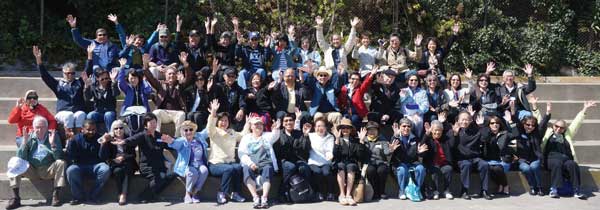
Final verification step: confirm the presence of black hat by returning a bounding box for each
[189,29,200,37]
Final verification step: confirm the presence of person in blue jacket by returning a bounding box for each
[66,14,119,71]
[107,13,160,68]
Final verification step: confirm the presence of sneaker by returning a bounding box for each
[326,193,336,201]
[536,188,544,196]
[252,197,261,209]
[260,197,270,208]
[346,196,356,206]
[5,197,21,210]
[381,194,388,200]
[217,192,227,204]
[52,190,62,207]
[529,188,536,196]
[192,194,201,203]
[399,191,407,200]
[549,188,559,198]
[338,195,348,205]
[184,193,193,204]
[69,199,82,205]
[231,192,246,202]
[482,190,493,200]
[444,190,454,200]
[574,189,587,200]
[317,193,324,201]
[461,192,471,200]
[433,191,440,200]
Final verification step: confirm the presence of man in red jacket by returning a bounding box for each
[8,90,57,147]
[338,66,378,128]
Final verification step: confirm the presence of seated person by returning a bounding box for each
[8,90,57,147]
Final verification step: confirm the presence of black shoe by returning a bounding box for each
[537,188,545,196]
[482,191,493,200]
[5,198,21,210]
[529,188,536,196]
[69,199,82,205]
[462,192,471,200]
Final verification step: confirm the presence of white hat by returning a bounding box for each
[6,157,29,178]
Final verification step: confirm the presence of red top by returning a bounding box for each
[433,139,448,166]
[338,73,374,118]
[7,104,57,137]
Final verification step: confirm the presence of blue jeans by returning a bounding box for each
[87,111,116,132]
[395,163,426,193]
[238,68,266,89]
[208,163,243,194]
[488,160,511,173]
[66,163,110,201]
[519,159,542,188]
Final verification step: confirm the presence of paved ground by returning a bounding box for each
[1,194,599,210]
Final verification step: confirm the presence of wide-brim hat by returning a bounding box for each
[314,66,332,77]
[337,118,354,130]
[6,156,29,178]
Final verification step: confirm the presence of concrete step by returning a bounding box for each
[0,165,599,201]
[547,120,600,141]
[573,141,600,164]
[538,100,600,120]
[0,78,58,98]
[0,98,143,119]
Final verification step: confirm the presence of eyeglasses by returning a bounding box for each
[553,125,566,129]
[478,79,488,82]
[99,77,110,81]
[524,123,535,127]
[489,121,499,125]
[184,129,194,132]
[64,72,75,75]
[26,96,38,100]
[317,74,328,77]
[159,36,168,39]
[97,34,107,37]
[283,119,295,122]
[114,127,124,130]
[401,125,412,128]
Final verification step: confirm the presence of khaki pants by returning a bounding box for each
[314,112,342,126]
[10,159,66,189]
[153,109,186,137]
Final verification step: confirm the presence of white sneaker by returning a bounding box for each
[399,191,407,200]
[433,191,440,200]
[444,190,454,200]
[217,192,227,204]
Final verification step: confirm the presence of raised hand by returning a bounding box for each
[32,45,42,64]
[414,34,423,46]
[263,35,271,47]
[452,122,460,135]
[287,24,296,37]
[392,122,401,136]
[66,14,77,28]
[485,62,496,75]
[267,81,277,90]
[211,16,218,26]
[370,65,379,76]
[126,34,136,46]
[109,68,119,82]
[231,16,239,27]
[161,134,174,144]
[546,102,552,115]
[523,63,534,76]
[389,139,401,151]
[206,77,213,91]
[315,16,324,26]
[583,101,597,111]
[475,114,485,125]
[235,110,244,122]
[302,123,312,135]
[424,122,431,135]
[100,133,111,144]
[418,143,429,154]
[358,127,367,143]
[503,110,512,123]
[399,89,407,98]
[87,43,96,59]
[118,58,127,67]
[350,17,360,27]
[294,108,302,119]
[438,111,447,123]
[107,14,118,24]
[81,72,92,87]
[381,114,390,123]
[271,119,282,131]
[204,17,211,31]
[464,68,473,79]
[142,53,151,69]
[16,98,24,107]
[178,51,189,66]
[452,22,460,35]
[467,105,475,116]
[208,99,220,115]
[176,71,185,83]
[173,14,182,32]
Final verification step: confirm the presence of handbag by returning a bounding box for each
[405,168,423,202]
[353,164,374,203]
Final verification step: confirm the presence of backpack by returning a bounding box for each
[405,168,423,202]
[121,106,147,134]
[288,174,314,203]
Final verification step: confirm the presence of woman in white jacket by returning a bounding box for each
[238,117,281,208]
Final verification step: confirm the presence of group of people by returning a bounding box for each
[4,12,597,209]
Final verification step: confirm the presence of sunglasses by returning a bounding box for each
[64,72,75,75]
[317,74,329,77]
[184,129,194,132]
[97,34,107,37]
[553,125,566,129]
[99,77,110,81]
[489,121,499,125]
[524,123,535,127]
[401,125,412,128]
[26,96,38,100]
[160,36,168,38]
[114,127,124,130]
[478,79,488,82]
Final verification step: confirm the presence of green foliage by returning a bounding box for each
[0,0,597,75]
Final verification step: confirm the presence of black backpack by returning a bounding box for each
[288,174,314,203]
[121,113,144,134]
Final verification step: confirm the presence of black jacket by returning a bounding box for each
[271,82,308,113]
[417,35,456,76]
[422,131,456,167]
[274,130,310,164]
[212,83,245,115]
[390,134,424,167]
[450,123,485,161]
[493,77,536,113]
[333,137,369,164]
[123,130,170,173]
[99,135,138,172]
[482,130,512,162]
[242,87,272,114]
[510,113,550,162]
[370,82,403,115]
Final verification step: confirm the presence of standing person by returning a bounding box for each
[338,67,378,128]
[206,99,248,204]
[332,119,369,205]
[82,44,120,133]
[143,52,194,137]
[113,113,176,203]
[100,120,136,205]
[273,111,312,203]
[422,119,455,200]
[65,120,111,205]
[66,14,118,71]
[451,111,492,200]
[6,116,65,209]
[8,90,57,147]
[33,45,87,134]
[238,117,282,208]
[271,26,300,81]
[315,16,359,73]
[161,121,210,204]
[364,121,391,200]
[306,118,336,201]
[417,23,460,83]
[351,32,379,78]
[542,101,597,199]
[390,118,427,201]
[109,13,160,68]
[377,33,423,82]
[296,37,322,80]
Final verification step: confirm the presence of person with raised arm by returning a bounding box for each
[8,90,57,147]
[315,16,359,74]
[66,14,118,71]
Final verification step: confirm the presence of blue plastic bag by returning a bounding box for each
[405,168,423,202]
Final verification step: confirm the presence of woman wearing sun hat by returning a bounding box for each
[332,118,369,205]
